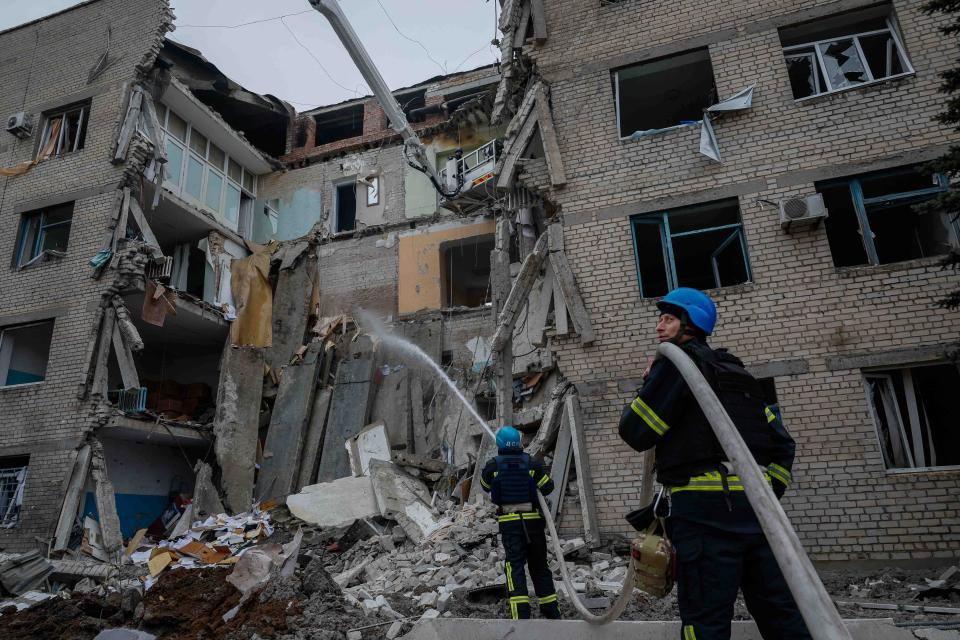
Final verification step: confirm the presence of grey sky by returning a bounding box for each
[0,0,500,110]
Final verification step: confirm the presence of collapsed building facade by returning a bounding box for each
[0,0,958,573]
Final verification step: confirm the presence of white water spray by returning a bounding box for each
[355,309,496,440]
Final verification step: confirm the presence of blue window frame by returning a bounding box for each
[817,165,956,267]
[13,202,74,269]
[630,199,752,298]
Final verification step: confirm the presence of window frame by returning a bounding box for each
[13,204,73,269]
[862,362,960,473]
[36,102,89,158]
[782,18,914,100]
[0,320,55,388]
[629,203,752,298]
[819,167,954,266]
[158,104,258,233]
[334,180,357,233]
[0,458,28,528]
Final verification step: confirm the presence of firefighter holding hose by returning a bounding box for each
[619,287,810,640]
[480,426,561,620]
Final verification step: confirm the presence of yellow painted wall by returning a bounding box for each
[398,219,496,315]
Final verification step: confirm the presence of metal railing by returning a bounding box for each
[109,387,148,413]
[0,466,27,528]
[439,139,499,189]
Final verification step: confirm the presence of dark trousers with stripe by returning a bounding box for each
[671,519,811,640]
[500,518,561,620]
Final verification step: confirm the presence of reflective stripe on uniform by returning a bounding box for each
[765,407,776,423]
[538,593,558,604]
[767,463,792,486]
[683,625,697,639]
[480,477,491,490]
[537,474,551,488]
[498,513,521,522]
[670,470,772,493]
[521,512,541,520]
[505,561,514,591]
[630,397,670,436]
[509,595,529,620]
[497,511,541,522]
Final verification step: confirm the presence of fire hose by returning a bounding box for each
[529,343,854,640]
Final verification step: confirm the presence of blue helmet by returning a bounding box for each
[657,288,717,335]
[495,426,522,451]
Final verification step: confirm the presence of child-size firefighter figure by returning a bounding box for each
[480,426,562,620]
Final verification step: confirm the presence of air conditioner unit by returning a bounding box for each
[779,193,828,231]
[5,112,32,139]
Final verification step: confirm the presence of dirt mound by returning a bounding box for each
[0,593,122,640]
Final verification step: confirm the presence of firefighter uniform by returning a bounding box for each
[619,340,811,640]
[480,450,561,620]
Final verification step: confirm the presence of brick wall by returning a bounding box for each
[0,0,171,552]
[529,0,960,561]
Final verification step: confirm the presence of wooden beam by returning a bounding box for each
[111,322,140,389]
[548,224,594,345]
[533,84,567,187]
[496,110,539,190]
[490,232,548,354]
[565,392,600,547]
[113,86,143,163]
[530,0,548,43]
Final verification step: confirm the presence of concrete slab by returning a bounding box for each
[213,346,264,513]
[316,336,376,482]
[369,460,444,542]
[299,387,332,489]
[268,252,316,369]
[257,341,323,501]
[286,476,378,528]
[369,364,411,450]
[401,618,918,640]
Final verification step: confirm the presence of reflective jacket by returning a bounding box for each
[617,341,794,496]
[480,452,554,513]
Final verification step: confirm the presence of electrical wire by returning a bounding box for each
[280,16,360,98]
[375,0,448,75]
[177,9,313,29]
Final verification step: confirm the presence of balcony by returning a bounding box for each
[440,139,501,214]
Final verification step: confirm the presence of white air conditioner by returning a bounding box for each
[5,112,32,139]
[779,193,828,231]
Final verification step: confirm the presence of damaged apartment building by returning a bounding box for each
[1,0,959,572]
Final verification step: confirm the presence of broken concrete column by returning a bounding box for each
[316,336,376,482]
[257,340,324,501]
[192,461,225,519]
[213,345,265,513]
[490,232,548,355]
[299,386,332,489]
[89,438,123,562]
[490,218,513,427]
[53,445,92,551]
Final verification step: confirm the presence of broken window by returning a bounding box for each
[817,165,956,268]
[335,182,357,233]
[160,105,259,234]
[865,363,960,470]
[614,48,716,137]
[400,90,426,122]
[13,202,73,269]
[314,104,364,146]
[0,320,55,387]
[36,101,89,157]
[630,199,751,298]
[780,4,913,99]
[0,457,28,528]
[441,235,494,308]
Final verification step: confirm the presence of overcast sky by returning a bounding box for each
[0,0,500,109]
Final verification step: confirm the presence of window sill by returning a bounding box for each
[792,72,915,106]
[638,281,756,302]
[884,464,960,477]
[0,381,44,391]
[620,121,701,142]
[34,149,84,163]
[836,255,945,278]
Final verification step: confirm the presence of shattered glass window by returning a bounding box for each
[630,199,751,298]
[780,6,912,99]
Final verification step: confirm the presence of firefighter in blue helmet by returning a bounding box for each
[619,288,811,640]
[480,426,561,620]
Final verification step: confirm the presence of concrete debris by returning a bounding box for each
[346,421,392,477]
[286,476,379,528]
[0,551,53,596]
